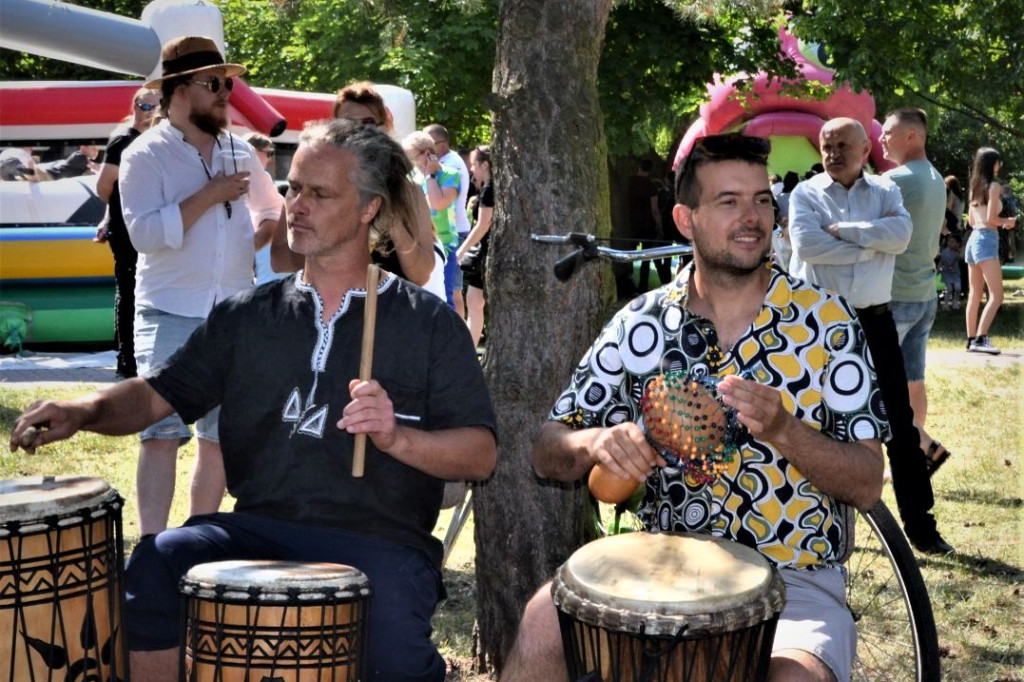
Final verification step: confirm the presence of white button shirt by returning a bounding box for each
[788,171,912,308]
[120,120,281,318]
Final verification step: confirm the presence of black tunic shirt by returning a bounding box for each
[147,273,496,566]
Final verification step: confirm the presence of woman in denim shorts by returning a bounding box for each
[964,147,1017,355]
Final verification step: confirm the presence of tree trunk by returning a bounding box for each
[473,0,614,673]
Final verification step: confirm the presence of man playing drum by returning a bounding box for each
[10,120,497,682]
[503,134,886,682]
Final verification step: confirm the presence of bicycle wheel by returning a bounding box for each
[847,500,941,682]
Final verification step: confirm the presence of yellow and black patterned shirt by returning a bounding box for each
[549,263,889,569]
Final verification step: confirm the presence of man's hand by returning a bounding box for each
[823,222,841,239]
[207,171,251,203]
[9,400,91,454]
[425,153,443,176]
[588,423,665,482]
[717,374,793,443]
[338,379,399,452]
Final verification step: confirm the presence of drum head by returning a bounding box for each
[181,560,371,604]
[553,533,785,637]
[0,476,115,524]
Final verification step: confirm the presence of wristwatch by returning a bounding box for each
[428,172,438,179]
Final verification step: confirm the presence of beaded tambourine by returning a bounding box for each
[641,371,741,484]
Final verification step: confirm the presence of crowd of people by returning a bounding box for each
[4,32,1020,682]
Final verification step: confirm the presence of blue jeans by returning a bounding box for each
[134,306,219,443]
[442,243,462,309]
[125,512,446,681]
[892,298,937,382]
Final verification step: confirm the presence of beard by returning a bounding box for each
[691,229,771,279]
[190,107,227,137]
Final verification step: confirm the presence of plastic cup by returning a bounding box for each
[217,148,251,175]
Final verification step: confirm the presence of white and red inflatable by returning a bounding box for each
[673,27,894,176]
[0,0,415,349]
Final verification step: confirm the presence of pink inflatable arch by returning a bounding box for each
[673,27,894,174]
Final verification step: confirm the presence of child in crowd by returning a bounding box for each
[939,234,963,310]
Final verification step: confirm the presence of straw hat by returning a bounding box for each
[144,36,246,88]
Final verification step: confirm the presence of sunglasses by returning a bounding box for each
[687,134,771,165]
[137,102,158,112]
[189,76,234,94]
[259,148,275,157]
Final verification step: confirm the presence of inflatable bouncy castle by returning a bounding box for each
[672,27,894,176]
[0,0,415,351]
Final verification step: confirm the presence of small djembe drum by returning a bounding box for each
[179,560,372,682]
[553,532,785,682]
[0,476,128,682]
[589,372,739,504]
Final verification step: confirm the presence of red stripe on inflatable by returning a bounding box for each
[0,84,135,126]
[257,91,333,132]
[0,82,331,135]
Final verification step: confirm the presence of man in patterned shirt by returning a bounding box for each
[503,134,885,682]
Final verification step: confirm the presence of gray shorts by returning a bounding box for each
[134,306,219,444]
[772,566,854,681]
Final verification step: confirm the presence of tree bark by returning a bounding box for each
[473,0,614,673]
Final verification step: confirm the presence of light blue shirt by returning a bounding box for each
[788,171,912,308]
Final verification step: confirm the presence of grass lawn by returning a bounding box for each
[2,281,1021,680]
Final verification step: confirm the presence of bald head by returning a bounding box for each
[819,118,870,188]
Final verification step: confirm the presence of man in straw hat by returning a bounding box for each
[11,119,497,681]
[117,36,282,542]
[503,133,886,682]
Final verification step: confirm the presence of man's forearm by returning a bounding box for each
[82,379,175,435]
[531,421,596,481]
[384,425,496,481]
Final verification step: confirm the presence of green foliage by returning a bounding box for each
[602,1,793,157]
[787,0,1024,136]
[218,0,497,148]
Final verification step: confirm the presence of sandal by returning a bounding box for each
[924,441,951,477]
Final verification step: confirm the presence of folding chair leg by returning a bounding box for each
[442,488,473,568]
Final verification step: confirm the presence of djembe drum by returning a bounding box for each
[553,532,785,682]
[0,475,128,681]
[179,560,372,682]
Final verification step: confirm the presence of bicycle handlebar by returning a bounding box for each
[531,232,693,281]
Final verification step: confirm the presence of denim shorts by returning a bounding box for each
[772,566,854,682]
[892,298,937,382]
[442,242,462,308]
[134,306,219,443]
[965,228,999,265]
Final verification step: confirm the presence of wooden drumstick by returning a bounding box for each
[352,264,381,478]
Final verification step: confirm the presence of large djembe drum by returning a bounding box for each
[553,533,786,682]
[179,560,372,682]
[0,475,128,681]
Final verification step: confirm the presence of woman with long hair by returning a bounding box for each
[456,145,493,347]
[964,148,1017,354]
